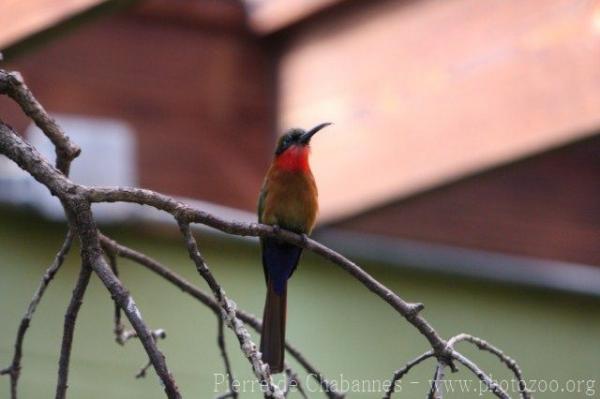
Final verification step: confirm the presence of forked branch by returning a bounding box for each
[0,68,531,399]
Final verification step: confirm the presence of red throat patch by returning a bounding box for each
[275,145,310,172]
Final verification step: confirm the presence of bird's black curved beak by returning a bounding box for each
[300,122,332,144]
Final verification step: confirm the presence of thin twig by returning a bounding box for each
[99,234,343,399]
[0,68,80,399]
[284,366,307,399]
[55,263,93,399]
[102,240,169,348]
[216,316,238,399]
[452,350,510,399]
[216,392,238,399]
[135,330,167,379]
[136,360,153,379]
[118,328,167,345]
[0,230,74,399]
[448,334,530,399]
[427,362,445,399]
[0,70,80,174]
[105,249,125,343]
[280,342,343,399]
[67,199,181,398]
[383,350,433,399]
[178,221,283,399]
[0,68,79,399]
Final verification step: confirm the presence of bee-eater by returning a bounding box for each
[258,122,331,374]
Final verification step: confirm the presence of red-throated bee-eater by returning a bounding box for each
[258,122,331,373]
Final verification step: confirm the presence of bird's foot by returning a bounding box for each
[300,233,309,247]
[272,224,281,236]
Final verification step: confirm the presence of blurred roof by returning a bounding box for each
[279,0,600,222]
[2,0,599,293]
[0,0,345,47]
[4,0,599,222]
[243,0,345,33]
[1,0,269,211]
[0,0,107,49]
[331,134,600,266]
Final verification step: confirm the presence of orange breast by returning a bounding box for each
[261,166,318,234]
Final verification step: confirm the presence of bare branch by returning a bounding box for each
[451,350,510,399]
[178,221,283,399]
[281,344,343,399]
[84,187,454,355]
[105,249,125,343]
[284,366,307,399]
[102,240,169,349]
[0,121,74,197]
[216,317,238,399]
[448,334,530,399]
[0,70,80,174]
[67,199,181,398]
[55,263,93,399]
[427,362,445,399]
[383,350,433,399]
[135,360,153,379]
[99,234,343,398]
[133,330,167,379]
[117,328,167,344]
[0,91,176,398]
[0,68,531,399]
[0,68,78,397]
[1,230,74,399]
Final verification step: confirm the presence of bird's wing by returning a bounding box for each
[258,184,268,281]
[257,184,267,224]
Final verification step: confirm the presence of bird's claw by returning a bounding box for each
[300,233,309,247]
[272,224,281,235]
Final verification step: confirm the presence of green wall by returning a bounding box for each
[1,209,599,398]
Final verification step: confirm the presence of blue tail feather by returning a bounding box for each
[262,238,302,295]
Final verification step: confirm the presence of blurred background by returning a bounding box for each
[1,0,599,397]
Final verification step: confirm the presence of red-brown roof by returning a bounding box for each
[244,0,345,33]
[277,0,600,222]
[0,0,107,49]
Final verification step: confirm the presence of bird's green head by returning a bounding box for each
[274,122,332,156]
